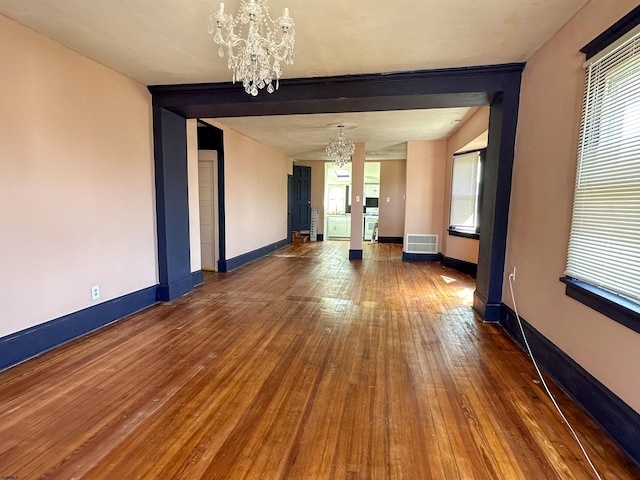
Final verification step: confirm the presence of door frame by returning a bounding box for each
[149,64,524,320]
[287,174,293,243]
[197,154,219,271]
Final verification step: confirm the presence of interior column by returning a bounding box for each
[153,106,193,301]
[349,142,365,260]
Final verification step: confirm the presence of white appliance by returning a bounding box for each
[363,207,379,241]
[365,207,379,216]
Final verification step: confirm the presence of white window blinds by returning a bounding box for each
[450,151,481,232]
[566,27,640,303]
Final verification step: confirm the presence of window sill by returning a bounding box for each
[560,277,640,334]
[448,228,480,240]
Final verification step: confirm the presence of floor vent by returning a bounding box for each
[405,234,438,254]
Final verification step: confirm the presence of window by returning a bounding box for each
[449,150,483,238]
[562,24,640,333]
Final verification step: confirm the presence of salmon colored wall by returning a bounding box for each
[294,160,326,235]
[209,123,291,259]
[442,107,489,263]
[0,15,157,338]
[187,119,202,272]
[378,160,406,238]
[507,0,640,412]
[350,143,365,250]
[404,141,447,252]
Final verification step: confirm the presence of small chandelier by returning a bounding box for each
[209,1,295,96]
[326,125,355,168]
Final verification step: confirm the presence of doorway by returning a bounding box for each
[324,162,352,240]
[150,64,523,319]
[292,165,311,232]
[198,151,219,271]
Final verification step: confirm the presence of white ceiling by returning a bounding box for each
[0,0,589,159]
[205,108,475,160]
[0,0,588,85]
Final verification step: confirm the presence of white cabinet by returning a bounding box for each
[327,216,351,238]
[364,184,380,198]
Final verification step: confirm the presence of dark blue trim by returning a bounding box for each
[196,122,227,272]
[0,286,157,372]
[472,290,501,322]
[500,304,640,468]
[148,63,525,119]
[149,64,524,323]
[447,228,480,240]
[215,131,226,266]
[349,249,363,260]
[581,5,640,59]
[474,90,521,322]
[442,256,477,277]
[560,277,640,334]
[191,270,203,288]
[378,236,403,244]
[156,275,193,302]
[153,107,192,302]
[402,252,442,262]
[316,233,324,241]
[224,239,288,272]
[287,174,293,243]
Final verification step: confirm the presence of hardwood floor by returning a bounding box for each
[0,242,637,479]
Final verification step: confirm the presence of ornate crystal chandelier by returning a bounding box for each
[326,126,355,167]
[209,1,295,96]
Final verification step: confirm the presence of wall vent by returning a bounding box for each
[405,234,438,254]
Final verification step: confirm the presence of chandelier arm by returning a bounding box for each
[209,0,294,96]
[326,126,356,166]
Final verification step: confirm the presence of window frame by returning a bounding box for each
[448,149,485,240]
[560,9,640,335]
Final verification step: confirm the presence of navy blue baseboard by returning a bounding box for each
[0,285,158,372]
[500,304,640,468]
[378,236,403,244]
[442,256,477,277]
[349,249,363,260]
[402,252,442,262]
[473,290,501,322]
[191,270,203,287]
[316,234,324,241]
[156,274,193,301]
[221,238,289,272]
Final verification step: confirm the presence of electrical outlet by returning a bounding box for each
[91,284,100,300]
[509,266,516,281]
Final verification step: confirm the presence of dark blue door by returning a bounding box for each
[292,166,311,231]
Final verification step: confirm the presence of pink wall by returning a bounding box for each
[442,107,489,263]
[404,141,447,251]
[187,119,202,272]
[507,0,640,412]
[0,15,157,338]
[209,123,292,259]
[294,160,326,235]
[378,160,406,238]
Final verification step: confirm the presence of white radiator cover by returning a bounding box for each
[405,234,438,254]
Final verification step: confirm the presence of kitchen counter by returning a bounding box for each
[326,215,351,238]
